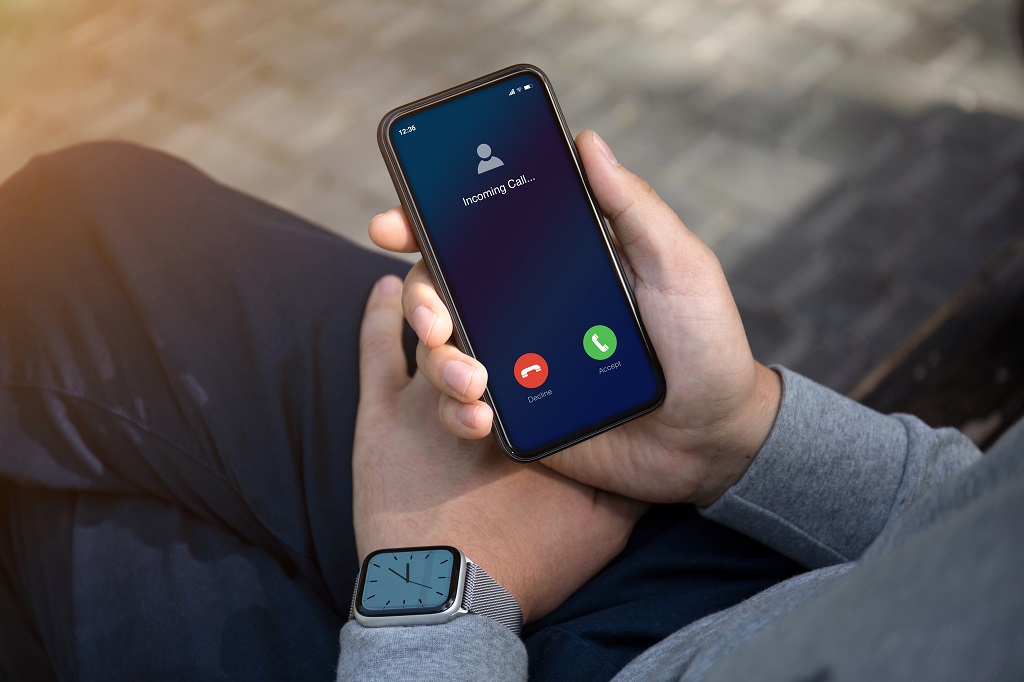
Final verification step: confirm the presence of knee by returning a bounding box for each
[15,141,175,197]
[0,141,201,246]
[0,141,189,265]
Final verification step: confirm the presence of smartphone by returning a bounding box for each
[378,64,665,462]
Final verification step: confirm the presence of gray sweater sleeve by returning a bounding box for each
[336,614,526,681]
[700,367,980,568]
[334,369,980,679]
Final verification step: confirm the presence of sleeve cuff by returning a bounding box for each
[701,367,912,568]
[336,615,527,682]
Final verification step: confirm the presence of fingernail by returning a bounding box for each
[411,305,436,341]
[457,403,479,428]
[442,360,475,396]
[592,131,619,166]
[376,275,402,295]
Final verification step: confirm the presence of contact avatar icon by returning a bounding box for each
[476,144,504,174]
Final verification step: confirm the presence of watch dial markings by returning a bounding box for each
[363,550,456,612]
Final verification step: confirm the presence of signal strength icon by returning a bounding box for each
[508,89,515,96]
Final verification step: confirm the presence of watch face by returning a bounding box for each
[357,547,460,616]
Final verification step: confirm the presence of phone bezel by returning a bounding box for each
[377,64,665,462]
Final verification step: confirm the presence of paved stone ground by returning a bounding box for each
[2,0,1023,395]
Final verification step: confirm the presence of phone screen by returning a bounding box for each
[382,66,664,459]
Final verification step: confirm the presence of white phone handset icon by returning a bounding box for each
[520,364,542,379]
[591,334,610,353]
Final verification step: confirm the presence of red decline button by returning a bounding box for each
[514,353,549,389]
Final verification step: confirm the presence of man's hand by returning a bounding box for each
[353,275,646,623]
[368,131,781,507]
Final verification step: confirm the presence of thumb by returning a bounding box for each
[577,130,704,280]
[359,275,410,405]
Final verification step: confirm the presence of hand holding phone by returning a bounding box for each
[374,66,782,504]
[379,65,665,462]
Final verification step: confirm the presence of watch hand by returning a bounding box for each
[387,567,408,582]
[405,563,410,582]
[406,579,435,590]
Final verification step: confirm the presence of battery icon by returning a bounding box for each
[523,84,533,90]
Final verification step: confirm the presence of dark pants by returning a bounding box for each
[0,143,802,681]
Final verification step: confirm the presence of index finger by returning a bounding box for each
[369,206,420,254]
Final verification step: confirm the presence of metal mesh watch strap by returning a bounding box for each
[462,560,523,637]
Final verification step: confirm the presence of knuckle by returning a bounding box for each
[414,342,434,372]
[428,347,455,378]
[403,263,428,290]
[438,393,457,425]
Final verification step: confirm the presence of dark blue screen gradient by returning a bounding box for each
[391,71,661,454]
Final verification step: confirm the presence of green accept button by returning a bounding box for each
[584,325,617,361]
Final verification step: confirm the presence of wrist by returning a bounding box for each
[692,363,782,507]
[451,545,535,624]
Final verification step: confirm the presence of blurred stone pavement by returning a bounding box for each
[2,0,1022,394]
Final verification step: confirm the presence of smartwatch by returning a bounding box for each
[350,545,522,637]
